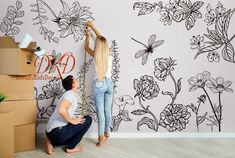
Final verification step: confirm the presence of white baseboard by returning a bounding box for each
[84,132,235,138]
[38,132,235,138]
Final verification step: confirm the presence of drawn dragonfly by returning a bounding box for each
[131,34,164,65]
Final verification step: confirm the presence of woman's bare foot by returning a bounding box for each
[66,146,84,153]
[104,132,110,139]
[45,138,54,155]
[96,136,106,147]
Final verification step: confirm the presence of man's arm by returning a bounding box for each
[58,99,85,125]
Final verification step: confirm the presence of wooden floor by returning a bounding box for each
[15,136,235,158]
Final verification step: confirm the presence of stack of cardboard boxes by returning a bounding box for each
[0,37,37,158]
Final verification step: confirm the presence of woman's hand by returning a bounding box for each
[86,21,93,28]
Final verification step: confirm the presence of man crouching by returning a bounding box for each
[45,75,92,154]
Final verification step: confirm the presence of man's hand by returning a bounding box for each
[70,117,86,125]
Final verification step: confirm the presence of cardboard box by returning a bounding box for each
[0,75,34,101]
[0,37,36,75]
[0,99,36,126]
[0,111,14,158]
[14,123,35,152]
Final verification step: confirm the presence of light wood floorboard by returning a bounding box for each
[15,136,235,158]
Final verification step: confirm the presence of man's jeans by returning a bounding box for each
[46,115,92,149]
[93,77,113,136]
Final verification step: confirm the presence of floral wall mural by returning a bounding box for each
[0,0,235,134]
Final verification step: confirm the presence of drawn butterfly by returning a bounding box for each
[131,34,164,65]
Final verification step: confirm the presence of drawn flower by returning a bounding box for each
[55,1,93,42]
[172,0,204,30]
[165,0,179,11]
[197,94,206,104]
[215,1,226,17]
[132,34,164,65]
[159,9,172,25]
[42,77,65,99]
[204,4,217,25]
[154,57,176,81]
[190,35,205,50]
[115,95,135,111]
[207,51,220,62]
[159,104,191,132]
[188,71,211,92]
[119,110,132,121]
[206,77,233,93]
[133,75,160,101]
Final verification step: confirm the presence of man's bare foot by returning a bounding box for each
[66,146,84,153]
[45,138,54,155]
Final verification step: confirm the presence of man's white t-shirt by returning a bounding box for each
[46,90,78,132]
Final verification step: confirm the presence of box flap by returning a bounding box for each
[0,37,18,48]
[28,42,36,49]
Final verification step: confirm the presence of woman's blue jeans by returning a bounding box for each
[93,77,113,136]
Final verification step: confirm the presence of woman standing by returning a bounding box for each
[85,21,113,147]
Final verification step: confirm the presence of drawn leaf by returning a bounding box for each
[38,94,45,101]
[0,22,8,33]
[3,17,13,26]
[133,2,156,16]
[53,37,59,44]
[60,0,70,14]
[206,28,222,43]
[14,20,23,25]
[16,0,22,10]
[131,109,147,116]
[215,11,229,39]
[198,112,208,125]
[194,44,223,59]
[16,10,24,18]
[30,3,37,7]
[192,10,202,19]
[120,110,132,121]
[224,9,235,38]
[222,42,235,63]
[137,117,157,131]
[206,4,211,12]
[192,1,204,11]
[7,6,16,14]
[162,91,174,99]
[11,26,20,35]
[187,103,197,114]
[178,0,191,10]
[185,15,195,30]
[177,78,182,93]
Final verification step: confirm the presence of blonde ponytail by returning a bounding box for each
[94,36,110,81]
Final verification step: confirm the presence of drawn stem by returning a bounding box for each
[218,92,222,131]
[229,34,235,42]
[131,38,148,48]
[169,71,177,104]
[139,96,158,131]
[202,87,220,131]
[196,102,201,132]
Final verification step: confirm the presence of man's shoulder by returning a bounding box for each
[62,90,78,101]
